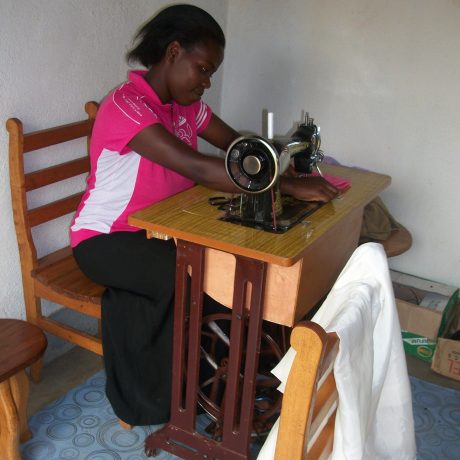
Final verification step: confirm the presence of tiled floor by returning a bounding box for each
[28,345,104,417]
[28,343,460,418]
[23,342,460,460]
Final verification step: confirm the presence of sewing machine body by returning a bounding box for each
[222,113,324,233]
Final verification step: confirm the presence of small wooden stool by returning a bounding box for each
[0,319,47,460]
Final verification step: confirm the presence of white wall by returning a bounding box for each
[222,0,460,287]
[1,0,459,329]
[0,0,228,331]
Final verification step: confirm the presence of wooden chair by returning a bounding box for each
[275,322,339,460]
[6,102,105,382]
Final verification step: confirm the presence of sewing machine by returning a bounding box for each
[130,158,391,458]
[221,113,325,233]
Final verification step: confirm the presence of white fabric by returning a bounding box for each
[257,243,416,460]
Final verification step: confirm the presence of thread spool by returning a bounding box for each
[267,112,274,140]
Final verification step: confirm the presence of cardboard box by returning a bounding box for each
[431,314,460,381]
[391,270,459,363]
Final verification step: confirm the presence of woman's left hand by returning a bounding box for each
[280,174,339,203]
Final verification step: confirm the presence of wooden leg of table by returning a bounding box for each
[9,370,32,443]
[29,359,43,384]
[0,379,21,460]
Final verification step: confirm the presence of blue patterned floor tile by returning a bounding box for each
[21,370,263,459]
[410,376,460,460]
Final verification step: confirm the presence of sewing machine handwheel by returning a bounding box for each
[225,136,279,193]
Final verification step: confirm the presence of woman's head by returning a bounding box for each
[127,4,225,68]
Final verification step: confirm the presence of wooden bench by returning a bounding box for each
[6,102,105,381]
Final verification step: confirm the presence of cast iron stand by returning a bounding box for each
[145,239,267,459]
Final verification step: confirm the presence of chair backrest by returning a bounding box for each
[6,101,98,280]
[275,321,339,460]
[5,102,104,366]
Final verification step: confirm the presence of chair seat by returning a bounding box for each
[0,319,47,382]
[33,246,104,317]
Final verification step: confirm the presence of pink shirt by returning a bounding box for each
[70,70,212,247]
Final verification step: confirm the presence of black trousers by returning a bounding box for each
[73,230,227,426]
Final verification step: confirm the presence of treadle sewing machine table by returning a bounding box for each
[129,164,390,459]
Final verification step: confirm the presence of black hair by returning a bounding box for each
[126,4,225,68]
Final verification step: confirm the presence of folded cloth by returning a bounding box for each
[257,243,416,460]
[313,171,352,191]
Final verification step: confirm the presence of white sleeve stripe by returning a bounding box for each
[196,102,204,126]
[196,102,208,128]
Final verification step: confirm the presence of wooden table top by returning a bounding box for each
[0,319,47,381]
[129,164,390,267]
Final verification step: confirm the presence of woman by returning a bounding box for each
[71,4,337,426]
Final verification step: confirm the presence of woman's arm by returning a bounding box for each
[128,115,338,201]
[128,118,239,192]
[199,113,241,151]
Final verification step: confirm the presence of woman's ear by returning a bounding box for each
[166,41,181,62]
